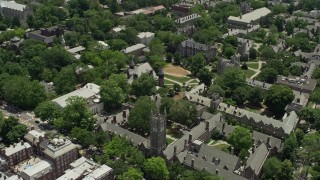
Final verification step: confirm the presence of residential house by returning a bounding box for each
[0,141,33,167]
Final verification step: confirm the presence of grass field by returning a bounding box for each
[165,74,191,83]
[242,69,256,78]
[247,62,259,69]
[164,79,175,85]
[212,143,230,153]
[166,137,174,145]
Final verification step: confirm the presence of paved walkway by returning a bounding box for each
[248,61,264,79]
[164,77,200,86]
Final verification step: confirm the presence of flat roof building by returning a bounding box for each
[20,160,53,180]
[227,7,271,29]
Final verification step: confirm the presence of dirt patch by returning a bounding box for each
[164,64,191,77]
[173,92,185,100]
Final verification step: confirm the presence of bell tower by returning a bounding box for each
[150,110,167,156]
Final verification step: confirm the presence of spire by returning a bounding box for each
[129,58,135,69]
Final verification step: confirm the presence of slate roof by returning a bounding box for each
[246,78,272,90]
[127,62,157,84]
[185,92,212,107]
[218,103,298,135]
[181,143,246,180]
[180,39,215,51]
[245,143,269,175]
[252,131,283,152]
[100,122,150,147]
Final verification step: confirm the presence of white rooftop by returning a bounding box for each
[0,1,26,11]
[83,165,113,180]
[52,83,100,108]
[24,130,45,143]
[43,138,78,159]
[137,32,155,39]
[20,160,52,179]
[4,142,31,156]
[228,7,271,24]
[67,46,85,54]
[122,43,146,54]
[57,157,106,180]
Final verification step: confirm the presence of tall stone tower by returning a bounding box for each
[150,110,167,156]
[158,68,164,86]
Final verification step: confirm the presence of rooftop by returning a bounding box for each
[43,138,78,159]
[276,75,317,93]
[20,160,52,179]
[228,7,271,24]
[52,83,100,108]
[0,1,26,11]
[3,142,31,156]
[137,32,155,39]
[122,43,146,54]
[24,130,45,144]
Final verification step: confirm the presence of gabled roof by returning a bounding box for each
[246,143,269,175]
[252,131,283,152]
[100,122,149,147]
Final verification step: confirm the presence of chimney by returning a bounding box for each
[222,122,226,132]
[263,81,266,88]
[21,140,24,145]
[205,121,209,130]
[216,169,219,175]
[220,115,223,122]
[188,134,192,142]
[184,139,188,148]
[252,144,256,153]
[122,110,127,118]
[104,118,107,122]
[174,146,177,156]
[155,95,158,101]
[267,136,271,146]
[231,146,234,155]
[31,126,34,130]
[112,115,116,124]
[191,159,194,167]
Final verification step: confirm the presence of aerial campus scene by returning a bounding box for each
[0,0,319,179]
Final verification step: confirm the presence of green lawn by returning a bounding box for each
[212,143,230,153]
[164,79,175,85]
[165,74,191,83]
[247,62,259,69]
[166,137,174,145]
[242,69,256,78]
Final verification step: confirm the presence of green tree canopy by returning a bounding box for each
[35,101,62,122]
[168,99,197,127]
[143,157,169,180]
[228,126,252,153]
[215,67,245,95]
[128,96,157,134]
[247,86,265,105]
[0,116,27,145]
[264,85,294,117]
[2,76,47,109]
[207,84,225,97]
[119,168,143,180]
[131,73,156,97]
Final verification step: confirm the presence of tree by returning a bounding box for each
[70,127,93,148]
[274,16,285,32]
[286,21,295,35]
[189,53,206,76]
[53,96,95,133]
[247,86,264,105]
[2,76,47,109]
[35,101,62,122]
[282,133,298,161]
[232,87,248,105]
[143,157,169,180]
[262,157,282,179]
[207,84,225,97]
[249,48,258,60]
[258,67,278,83]
[168,99,197,127]
[265,85,294,116]
[131,74,155,97]
[128,96,157,134]
[53,66,78,95]
[0,116,27,145]
[224,46,236,58]
[198,68,212,86]
[259,46,276,60]
[120,168,143,180]
[278,160,294,180]
[299,107,320,131]
[228,126,252,153]
[310,89,320,103]
[160,97,174,113]
[101,74,128,110]
[289,65,302,76]
[11,16,21,28]
[215,67,245,95]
